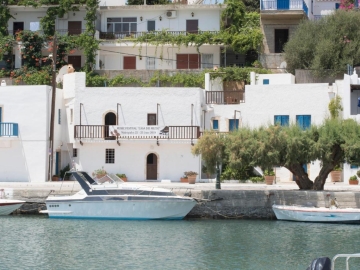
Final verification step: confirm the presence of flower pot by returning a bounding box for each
[188,175,197,184]
[349,180,358,185]
[180,177,188,183]
[331,171,342,182]
[96,173,106,179]
[120,177,127,182]
[52,176,59,181]
[264,175,275,185]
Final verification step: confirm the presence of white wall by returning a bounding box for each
[99,44,221,70]
[0,85,51,182]
[312,1,338,17]
[256,73,295,85]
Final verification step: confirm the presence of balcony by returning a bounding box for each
[206,91,245,104]
[99,30,219,40]
[7,29,87,37]
[260,0,308,19]
[74,125,200,141]
[0,123,19,137]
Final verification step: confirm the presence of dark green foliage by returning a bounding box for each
[285,10,360,76]
[127,0,169,4]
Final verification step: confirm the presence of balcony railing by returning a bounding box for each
[7,29,87,36]
[206,91,245,104]
[261,0,308,15]
[99,30,219,40]
[0,123,19,137]
[74,125,200,140]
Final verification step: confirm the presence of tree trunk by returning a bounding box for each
[287,163,313,190]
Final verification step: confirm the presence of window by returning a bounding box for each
[176,54,201,69]
[148,113,157,125]
[58,109,61,124]
[107,17,137,35]
[263,79,270,85]
[274,29,289,53]
[296,115,311,130]
[106,149,115,164]
[186,20,198,34]
[147,20,155,32]
[274,115,289,126]
[229,119,239,131]
[73,148,78,158]
[146,57,156,69]
[13,22,24,36]
[202,54,213,69]
[212,119,219,130]
[350,164,358,169]
[123,56,136,69]
[30,22,40,31]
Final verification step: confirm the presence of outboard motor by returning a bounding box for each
[306,257,331,270]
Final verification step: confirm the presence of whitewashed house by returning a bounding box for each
[95,3,224,71]
[0,84,63,182]
[62,72,202,181]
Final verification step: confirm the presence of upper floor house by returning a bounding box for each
[259,0,342,69]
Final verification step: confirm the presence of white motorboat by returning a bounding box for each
[40,172,197,220]
[272,204,360,223]
[0,199,25,215]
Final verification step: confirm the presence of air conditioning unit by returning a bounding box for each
[59,13,68,20]
[166,11,177,19]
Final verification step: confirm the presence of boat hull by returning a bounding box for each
[272,205,360,223]
[0,200,25,215]
[44,198,197,220]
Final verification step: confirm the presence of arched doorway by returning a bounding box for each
[104,112,116,140]
[146,153,157,180]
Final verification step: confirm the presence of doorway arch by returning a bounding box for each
[104,112,116,139]
[146,153,158,180]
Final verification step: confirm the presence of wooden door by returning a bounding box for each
[104,112,116,140]
[68,56,81,70]
[123,56,136,69]
[186,20,198,34]
[146,153,157,180]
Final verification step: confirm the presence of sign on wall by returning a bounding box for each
[109,126,169,137]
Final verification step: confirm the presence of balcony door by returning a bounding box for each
[68,21,82,35]
[13,22,24,35]
[277,0,289,9]
[146,153,158,180]
[104,112,116,140]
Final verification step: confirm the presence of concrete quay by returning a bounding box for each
[2,181,360,218]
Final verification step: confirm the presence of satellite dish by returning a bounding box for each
[56,65,69,83]
[279,61,287,69]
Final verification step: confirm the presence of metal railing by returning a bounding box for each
[0,123,19,137]
[7,29,86,36]
[206,91,245,104]
[261,0,308,13]
[331,253,360,270]
[74,125,200,140]
[99,30,219,40]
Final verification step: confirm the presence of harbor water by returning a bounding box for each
[1,216,360,270]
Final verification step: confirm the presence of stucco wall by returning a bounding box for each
[0,85,51,182]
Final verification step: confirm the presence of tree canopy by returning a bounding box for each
[193,119,360,190]
[284,10,360,77]
[126,0,169,4]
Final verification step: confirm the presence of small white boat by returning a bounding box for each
[0,199,25,215]
[40,171,197,220]
[272,204,360,223]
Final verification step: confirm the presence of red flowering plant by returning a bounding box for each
[339,0,355,10]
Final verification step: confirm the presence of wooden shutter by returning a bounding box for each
[189,54,200,69]
[176,54,188,69]
[186,20,198,34]
[67,56,81,69]
[68,21,82,35]
[123,56,136,70]
[147,114,157,125]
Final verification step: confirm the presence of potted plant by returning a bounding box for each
[180,174,188,183]
[116,173,127,182]
[357,169,360,179]
[184,171,198,184]
[349,175,359,185]
[92,167,107,179]
[330,165,342,182]
[52,175,60,181]
[264,169,275,185]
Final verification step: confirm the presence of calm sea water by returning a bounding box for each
[1,216,360,270]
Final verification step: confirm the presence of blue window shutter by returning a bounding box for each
[358,97,360,107]
[263,79,269,85]
[13,123,18,136]
[350,164,358,169]
[335,3,340,9]
[0,107,2,136]
[274,115,289,126]
[297,115,311,130]
[213,119,219,130]
[229,119,239,131]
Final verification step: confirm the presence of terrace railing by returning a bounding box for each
[261,0,308,15]
[99,30,219,40]
[206,91,245,104]
[7,29,87,36]
[0,123,19,137]
[74,125,200,140]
